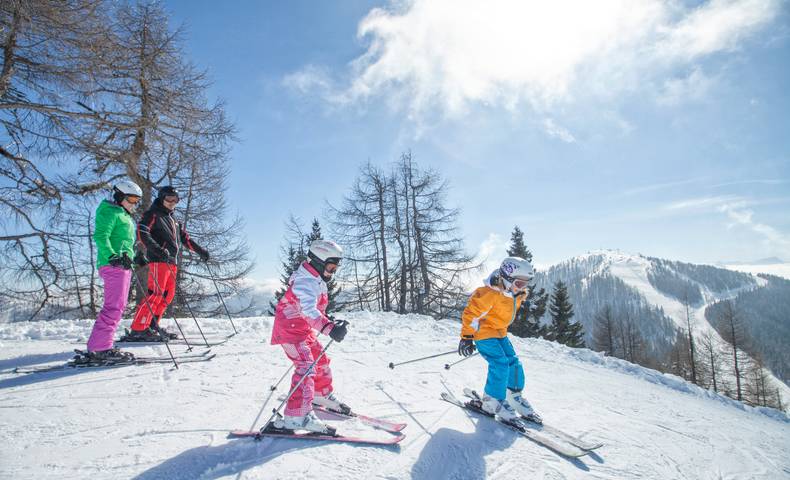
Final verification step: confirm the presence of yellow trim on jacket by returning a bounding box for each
[460,284,525,341]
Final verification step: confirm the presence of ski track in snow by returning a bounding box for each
[0,312,788,479]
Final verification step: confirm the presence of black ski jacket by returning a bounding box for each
[136,199,206,264]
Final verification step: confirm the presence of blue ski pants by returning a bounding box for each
[475,336,525,401]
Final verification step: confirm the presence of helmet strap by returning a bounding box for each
[308,255,326,277]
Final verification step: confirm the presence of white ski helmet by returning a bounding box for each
[112,178,142,207]
[113,179,143,198]
[308,239,343,266]
[499,256,534,292]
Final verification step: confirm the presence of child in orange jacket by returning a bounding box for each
[458,256,542,423]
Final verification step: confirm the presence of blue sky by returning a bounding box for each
[164,0,790,284]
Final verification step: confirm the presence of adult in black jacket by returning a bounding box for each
[125,186,209,341]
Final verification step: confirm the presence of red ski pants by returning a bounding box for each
[131,262,177,331]
[281,335,333,417]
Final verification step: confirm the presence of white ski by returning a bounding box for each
[441,390,587,458]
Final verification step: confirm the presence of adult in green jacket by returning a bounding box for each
[84,179,143,362]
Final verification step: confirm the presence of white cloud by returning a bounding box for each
[467,233,509,288]
[664,195,790,256]
[290,0,780,127]
[543,118,576,143]
[283,65,332,94]
[655,0,780,61]
[621,178,704,197]
[657,67,716,106]
[664,195,740,211]
[718,203,790,253]
[241,276,280,295]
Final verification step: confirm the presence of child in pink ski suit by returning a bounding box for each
[271,240,348,433]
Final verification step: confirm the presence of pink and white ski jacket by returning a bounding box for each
[271,261,332,345]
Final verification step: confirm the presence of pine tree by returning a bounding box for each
[592,304,617,356]
[506,226,548,338]
[268,244,305,315]
[507,226,532,262]
[547,280,586,347]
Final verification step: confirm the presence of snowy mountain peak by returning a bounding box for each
[536,250,790,407]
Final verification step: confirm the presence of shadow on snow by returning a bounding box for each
[411,411,590,479]
[132,434,398,480]
[0,351,74,373]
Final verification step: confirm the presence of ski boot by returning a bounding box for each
[151,317,179,340]
[507,389,543,424]
[480,394,521,423]
[119,327,167,342]
[313,392,351,415]
[73,348,135,365]
[271,411,336,435]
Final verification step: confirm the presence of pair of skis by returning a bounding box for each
[230,389,603,453]
[228,401,407,446]
[441,388,602,458]
[12,349,216,374]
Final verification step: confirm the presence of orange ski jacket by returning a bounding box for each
[460,276,526,341]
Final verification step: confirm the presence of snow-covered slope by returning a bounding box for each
[1,313,788,479]
[536,250,790,395]
[538,250,762,334]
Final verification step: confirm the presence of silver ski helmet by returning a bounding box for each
[499,256,534,292]
[112,179,143,208]
[308,239,343,279]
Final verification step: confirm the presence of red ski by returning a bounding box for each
[312,405,406,433]
[276,395,407,433]
[227,430,404,445]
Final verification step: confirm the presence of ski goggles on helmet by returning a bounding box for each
[502,271,531,291]
[512,278,530,290]
[125,195,141,205]
[163,195,179,204]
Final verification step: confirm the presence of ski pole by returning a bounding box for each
[131,266,178,369]
[246,364,294,432]
[388,349,457,369]
[204,262,238,336]
[179,291,210,348]
[445,352,478,370]
[270,364,294,392]
[259,340,334,435]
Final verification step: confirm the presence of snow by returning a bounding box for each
[1,312,789,479]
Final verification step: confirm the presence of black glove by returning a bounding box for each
[134,251,148,267]
[121,252,133,269]
[328,319,349,343]
[109,253,133,270]
[458,336,476,357]
[198,249,210,263]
